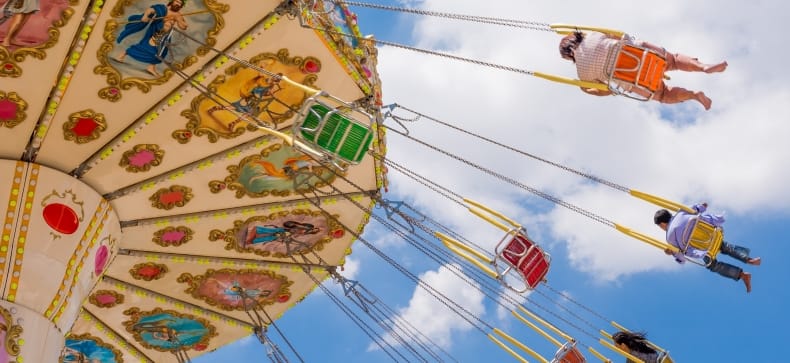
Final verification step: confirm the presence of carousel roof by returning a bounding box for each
[0,0,384,361]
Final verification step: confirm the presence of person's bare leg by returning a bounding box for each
[743,273,752,293]
[669,53,727,73]
[1,14,23,47]
[146,64,160,77]
[655,85,712,110]
[748,257,761,266]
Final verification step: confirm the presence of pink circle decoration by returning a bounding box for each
[94,245,109,276]
[42,203,80,234]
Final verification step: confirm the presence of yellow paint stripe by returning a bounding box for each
[53,204,110,323]
[45,201,107,319]
[7,164,38,302]
[0,162,25,285]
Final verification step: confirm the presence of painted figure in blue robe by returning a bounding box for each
[114,0,188,77]
[242,221,320,247]
[221,280,271,303]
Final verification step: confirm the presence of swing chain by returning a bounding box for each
[327,0,554,32]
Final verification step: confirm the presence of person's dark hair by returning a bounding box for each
[559,31,585,62]
[612,331,656,355]
[283,221,319,235]
[653,209,672,225]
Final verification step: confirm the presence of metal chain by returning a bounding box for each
[385,126,616,227]
[302,154,612,347]
[299,22,537,77]
[390,104,631,193]
[332,0,554,32]
[542,282,613,325]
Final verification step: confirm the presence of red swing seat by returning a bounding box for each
[496,231,551,291]
[553,341,586,363]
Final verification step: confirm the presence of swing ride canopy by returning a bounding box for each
[0,0,385,361]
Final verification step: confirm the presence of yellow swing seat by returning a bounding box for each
[680,216,724,265]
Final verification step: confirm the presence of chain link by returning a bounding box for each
[391,104,631,193]
[334,0,554,32]
[385,126,616,228]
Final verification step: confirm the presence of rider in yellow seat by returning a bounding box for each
[653,203,761,293]
[559,31,727,110]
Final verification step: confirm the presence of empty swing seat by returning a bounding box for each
[497,233,550,290]
[553,341,586,363]
[297,96,375,165]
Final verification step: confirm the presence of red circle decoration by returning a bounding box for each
[42,203,80,234]
[276,293,290,303]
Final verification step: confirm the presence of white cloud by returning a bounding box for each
[370,264,486,350]
[375,0,790,283]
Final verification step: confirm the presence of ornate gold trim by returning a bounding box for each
[177,268,293,311]
[0,1,77,78]
[0,305,22,357]
[119,144,165,172]
[208,209,340,258]
[129,262,169,281]
[94,0,229,100]
[63,333,124,363]
[149,185,193,210]
[174,49,320,144]
[0,91,27,128]
[122,307,218,352]
[88,290,125,308]
[208,143,338,199]
[62,109,107,144]
[152,225,194,247]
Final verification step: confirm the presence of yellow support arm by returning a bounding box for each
[516,306,573,342]
[613,224,679,253]
[435,232,497,278]
[278,75,320,96]
[549,24,626,38]
[463,198,521,229]
[511,311,562,347]
[629,190,695,214]
[599,339,645,363]
[488,335,529,363]
[531,72,610,91]
[587,347,612,363]
[468,207,513,233]
[492,328,549,363]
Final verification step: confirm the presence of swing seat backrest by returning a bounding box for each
[552,341,586,363]
[497,233,550,290]
[681,217,723,262]
[297,97,375,165]
[611,44,667,93]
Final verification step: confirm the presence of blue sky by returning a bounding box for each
[196,1,790,362]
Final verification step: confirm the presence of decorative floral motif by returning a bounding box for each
[120,144,165,172]
[123,307,217,352]
[130,262,169,281]
[63,333,122,363]
[63,110,107,144]
[208,143,337,198]
[208,209,342,258]
[178,268,293,311]
[0,1,77,78]
[152,226,194,247]
[94,1,229,100]
[174,49,320,144]
[149,185,193,210]
[89,290,125,308]
[0,91,27,128]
